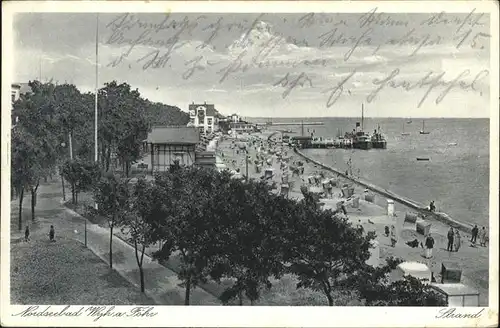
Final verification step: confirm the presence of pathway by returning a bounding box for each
[218,133,490,306]
[10,179,219,305]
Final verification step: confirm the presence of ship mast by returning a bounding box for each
[361,103,364,131]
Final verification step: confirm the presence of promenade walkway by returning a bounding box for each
[10,180,219,305]
[218,132,489,306]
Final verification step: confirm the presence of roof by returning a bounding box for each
[430,283,479,296]
[291,136,312,140]
[398,262,430,272]
[12,83,32,94]
[146,126,200,144]
[189,103,216,116]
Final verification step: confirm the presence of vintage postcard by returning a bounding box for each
[1,1,498,327]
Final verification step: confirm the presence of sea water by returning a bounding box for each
[255,117,490,228]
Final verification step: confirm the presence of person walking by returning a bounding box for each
[390,225,398,247]
[454,229,462,252]
[479,227,488,247]
[424,233,435,258]
[49,225,55,242]
[429,201,436,212]
[24,226,30,242]
[471,225,479,244]
[447,227,454,252]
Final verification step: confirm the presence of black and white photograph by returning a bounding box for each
[1,1,498,327]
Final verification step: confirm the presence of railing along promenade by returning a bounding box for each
[293,148,474,234]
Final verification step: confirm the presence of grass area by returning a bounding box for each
[10,236,155,305]
[66,191,365,306]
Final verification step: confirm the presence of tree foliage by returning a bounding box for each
[12,81,60,224]
[122,177,155,292]
[93,173,131,268]
[61,159,101,204]
[142,165,444,306]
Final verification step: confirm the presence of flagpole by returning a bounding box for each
[94,13,99,164]
[94,13,99,214]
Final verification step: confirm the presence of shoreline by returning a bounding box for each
[293,148,475,234]
[224,130,488,305]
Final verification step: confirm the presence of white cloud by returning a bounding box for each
[14,18,491,118]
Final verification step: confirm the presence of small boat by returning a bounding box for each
[419,120,430,134]
[353,133,372,150]
[447,142,458,146]
[401,122,410,136]
[407,119,413,124]
[416,157,430,161]
[371,126,387,149]
[352,104,372,150]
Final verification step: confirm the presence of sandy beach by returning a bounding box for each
[217,131,489,306]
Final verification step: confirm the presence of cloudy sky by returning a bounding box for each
[13,11,491,117]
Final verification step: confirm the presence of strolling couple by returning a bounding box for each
[24,225,56,242]
[447,227,462,252]
[470,225,488,247]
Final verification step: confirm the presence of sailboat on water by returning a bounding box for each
[420,120,430,134]
[401,122,410,136]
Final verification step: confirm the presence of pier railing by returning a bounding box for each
[294,148,474,234]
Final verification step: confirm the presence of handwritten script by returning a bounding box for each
[103,9,490,109]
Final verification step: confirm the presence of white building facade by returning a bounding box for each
[188,102,219,134]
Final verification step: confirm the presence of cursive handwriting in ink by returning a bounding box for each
[183,56,206,79]
[318,28,373,61]
[322,70,357,108]
[367,68,489,107]
[136,49,171,70]
[298,13,348,28]
[236,13,266,50]
[419,9,486,33]
[199,17,223,50]
[106,14,193,58]
[358,7,409,28]
[273,72,313,99]
[418,9,489,50]
[216,50,250,83]
[107,53,128,68]
[454,30,491,50]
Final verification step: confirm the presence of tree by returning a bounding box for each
[52,83,92,160]
[93,173,131,268]
[340,257,446,306]
[11,128,37,230]
[13,81,60,221]
[372,275,446,306]
[124,177,155,292]
[151,167,226,305]
[97,81,148,172]
[61,159,100,204]
[208,179,289,305]
[284,203,373,306]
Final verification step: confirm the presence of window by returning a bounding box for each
[190,117,195,124]
[207,118,213,126]
[11,92,16,103]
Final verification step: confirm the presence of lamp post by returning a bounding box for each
[245,149,249,180]
[60,142,66,201]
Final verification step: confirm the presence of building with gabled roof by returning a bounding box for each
[188,102,220,135]
[143,126,200,173]
[11,83,33,128]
